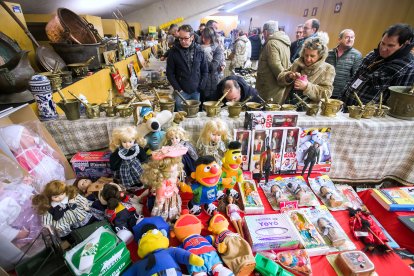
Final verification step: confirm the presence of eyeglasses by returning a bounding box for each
[179,36,191,41]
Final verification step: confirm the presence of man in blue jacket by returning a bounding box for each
[167,24,208,111]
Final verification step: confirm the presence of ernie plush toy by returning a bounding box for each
[208,213,256,276]
[186,156,235,216]
[123,222,204,276]
[218,141,244,199]
[173,211,233,276]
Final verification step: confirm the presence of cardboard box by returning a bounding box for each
[238,180,265,214]
[0,104,75,180]
[64,226,130,276]
[70,151,112,180]
[244,111,298,130]
[243,213,300,252]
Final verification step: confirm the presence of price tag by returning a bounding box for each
[355,231,369,237]
[351,78,364,89]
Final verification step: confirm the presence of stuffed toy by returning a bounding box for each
[140,145,188,223]
[0,124,65,193]
[297,130,330,165]
[31,180,93,238]
[109,126,147,189]
[132,216,170,242]
[123,223,204,276]
[218,141,243,200]
[196,119,230,167]
[173,211,233,276]
[208,213,256,276]
[184,156,235,216]
[99,183,142,244]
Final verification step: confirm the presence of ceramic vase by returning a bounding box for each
[29,75,58,121]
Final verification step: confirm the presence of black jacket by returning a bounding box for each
[216,75,261,104]
[249,34,262,60]
[166,41,208,94]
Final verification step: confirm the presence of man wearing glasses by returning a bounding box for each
[291,18,320,62]
[167,24,208,111]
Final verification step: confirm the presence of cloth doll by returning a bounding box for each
[140,145,188,223]
[225,195,244,238]
[208,213,256,276]
[184,156,235,216]
[99,183,141,244]
[317,217,346,247]
[109,126,147,189]
[31,180,93,238]
[123,224,204,276]
[173,211,233,276]
[218,141,243,199]
[196,119,230,166]
[0,124,65,193]
[164,126,198,179]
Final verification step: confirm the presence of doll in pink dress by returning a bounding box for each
[0,124,65,193]
[140,145,188,223]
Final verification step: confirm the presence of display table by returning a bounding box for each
[43,110,414,185]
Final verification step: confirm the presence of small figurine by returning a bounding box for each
[196,119,230,166]
[99,183,141,244]
[208,213,256,276]
[286,181,309,204]
[173,211,233,276]
[32,180,93,238]
[140,145,188,223]
[270,184,288,203]
[0,124,65,193]
[317,217,346,247]
[123,225,204,276]
[185,156,234,216]
[164,126,198,178]
[320,185,343,207]
[260,146,276,184]
[219,141,243,199]
[301,142,320,177]
[109,126,147,189]
[285,130,297,153]
[225,195,244,238]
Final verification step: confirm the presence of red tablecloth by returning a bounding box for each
[358,189,414,253]
[127,176,414,275]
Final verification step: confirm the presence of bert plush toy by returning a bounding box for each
[187,156,235,216]
[208,214,256,276]
[173,211,233,276]
[218,141,244,199]
[123,223,204,276]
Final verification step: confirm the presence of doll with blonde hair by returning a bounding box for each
[196,119,230,166]
[32,180,92,238]
[109,126,147,189]
[164,126,198,178]
[141,145,188,223]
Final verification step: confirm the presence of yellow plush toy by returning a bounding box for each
[208,213,256,276]
[123,225,203,276]
[219,141,244,199]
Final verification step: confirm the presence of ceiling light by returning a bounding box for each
[226,0,258,12]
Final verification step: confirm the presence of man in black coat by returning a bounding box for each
[301,142,320,178]
[216,75,261,104]
[167,24,208,111]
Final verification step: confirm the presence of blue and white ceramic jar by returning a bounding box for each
[29,75,58,121]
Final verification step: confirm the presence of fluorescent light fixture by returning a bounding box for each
[226,0,258,12]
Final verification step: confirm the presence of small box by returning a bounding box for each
[335,251,375,276]
[243,213,300,252]
[244,111,298,130]
[239,180,265,214]
[65,226,131,276]
[70,151,112,180]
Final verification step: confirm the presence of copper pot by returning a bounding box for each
[45,8,98,44]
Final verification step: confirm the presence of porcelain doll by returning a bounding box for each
[0,124,65,193]
[164,126,198,179]
[109,126,147,189]
[196,119,230,166]
[31,180,93,238]
[225,195,244,238]
[208,213,256,276]
[140,145,188,223]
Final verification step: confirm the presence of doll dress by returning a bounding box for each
[14,146,65,192]
[151,179,181,223]
[196,140,226,166]
[112,145,144,188]
[180,141,198,177]
[227,203,242,221]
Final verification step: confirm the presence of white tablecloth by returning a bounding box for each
[43,110,414,185]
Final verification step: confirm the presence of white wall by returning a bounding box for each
[125,0,234,32]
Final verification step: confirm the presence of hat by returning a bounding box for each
[140,106,153,118]
[152,145,188,160]
[132,216,170,241]
[0,125,24,151]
